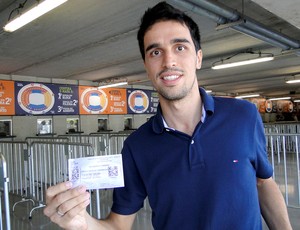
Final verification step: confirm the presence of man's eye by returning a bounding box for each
[177,46,185,51]
[151,50,161,56]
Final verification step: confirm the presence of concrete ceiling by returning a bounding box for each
[0,0,300,99]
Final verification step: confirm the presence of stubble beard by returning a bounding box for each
[157,76,197,102]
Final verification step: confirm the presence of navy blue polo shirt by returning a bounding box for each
[111,88,273,230]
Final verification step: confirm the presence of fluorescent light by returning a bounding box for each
[205,89,212,93]
[98,81,128,89]
[269,97,291,101]
[235,94,260,99]
[212,56,274,70]
[294,100,300,102]
[286,79,300,84]
[3,0,68,32]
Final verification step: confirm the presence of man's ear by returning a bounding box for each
[196,50,203,70]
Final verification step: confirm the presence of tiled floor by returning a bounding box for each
[1,152,299,230]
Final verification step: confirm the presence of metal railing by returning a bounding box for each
[0,153,11,230]
[25,136,69,145]
[265,133,300,208]
[0,133,132,221]
[27,141,95,218]
[0,141,30,199]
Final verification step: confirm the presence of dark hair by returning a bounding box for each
[137,1,201,60]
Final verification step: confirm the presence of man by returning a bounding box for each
[44,2,292,229]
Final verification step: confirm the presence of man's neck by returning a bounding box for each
[160,88,202,136]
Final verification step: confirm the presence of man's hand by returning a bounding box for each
[44,181,90,230]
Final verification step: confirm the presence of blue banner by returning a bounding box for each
[127,88,159,114]
[15,81,79,115]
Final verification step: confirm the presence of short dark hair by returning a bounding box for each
[137,1,201,60]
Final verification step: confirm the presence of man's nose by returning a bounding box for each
[162,51,176,68]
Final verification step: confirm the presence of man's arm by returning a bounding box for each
[44,181,136,230]
[257,177,292,230]
[90,212,136,230]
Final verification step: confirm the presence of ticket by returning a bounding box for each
[68,154,124,190]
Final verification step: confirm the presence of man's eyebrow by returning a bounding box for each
[171,38,190,44]
[145,43,159,53]
[145,38,191,53]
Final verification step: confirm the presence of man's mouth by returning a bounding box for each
[162,75,180,81]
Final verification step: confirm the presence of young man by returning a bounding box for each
[44,2,292,229]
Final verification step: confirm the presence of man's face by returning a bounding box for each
[143,20,202,101]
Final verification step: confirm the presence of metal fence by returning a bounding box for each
[266,133,300,208]
[0,141,30,198]
[27,141,95,218]
[264,123,300,135]
[59,132,131,156]
[58,134,108,156]
[264,122,300,208]
[0,153,11,230]
[0,132,131,223]
[25,136,69,145]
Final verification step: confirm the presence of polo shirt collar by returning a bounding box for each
[152,87,215,134]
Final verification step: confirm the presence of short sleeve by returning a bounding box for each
[253,107,273,179]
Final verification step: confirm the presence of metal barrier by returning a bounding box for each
[59,133,119,156]
[108,134,130,155]
[27,141,96,218]
[25,136,69,145]
[59,134,106,156]
[57,134,90,144]
[0,153,11,230]
[264,123,300,134]
[0,133,132,221]
[0,141,31,203]
[266,133,300,208]
[89,133,115,156]
[0,132,147,222]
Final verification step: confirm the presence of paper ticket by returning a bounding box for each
[68,154,124,190]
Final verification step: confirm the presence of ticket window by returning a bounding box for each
[0,120,12,137]
[67,118,79,133]
[124,118,132,130]
[37,119,52,135]
[98,119,108,131]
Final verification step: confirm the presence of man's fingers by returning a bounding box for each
[58,189,90,215]
[62,198,90,221]
[49,198,90,228]
[44,181,72,217]
[45,188,90,230]
[46,181,73,201]
[44,184,88,218]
